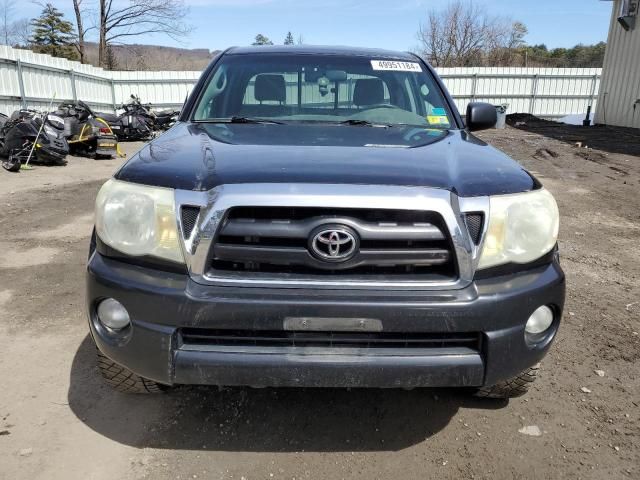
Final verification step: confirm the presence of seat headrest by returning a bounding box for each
[254,74,286,103]
[353,79,384,106]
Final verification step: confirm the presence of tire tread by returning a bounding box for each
[96,350,166,394]
[475,364,540,399]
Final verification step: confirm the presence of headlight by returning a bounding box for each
[95,179,184,263]
[478,188,559,270]
[47,114,65,130]
[43,124,60,138]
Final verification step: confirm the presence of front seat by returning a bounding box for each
[353,78,385,107]
[254,74,286,105]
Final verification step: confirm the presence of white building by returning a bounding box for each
[596,0,640,128]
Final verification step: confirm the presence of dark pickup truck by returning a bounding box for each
[87,46,564,398]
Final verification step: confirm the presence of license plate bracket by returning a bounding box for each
[283,317,383,332]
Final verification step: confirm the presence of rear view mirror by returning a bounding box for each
[325,70,347,82]
[466,102,497,131]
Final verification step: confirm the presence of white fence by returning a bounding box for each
[438,67,601,118]
[0,45,200,114]
[0,45,601,118]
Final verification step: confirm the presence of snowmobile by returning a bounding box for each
[0,110,69,172]
[145,104,179,133]
[94,96,154,141]
[125,95,179,133]
[55,100,119,159]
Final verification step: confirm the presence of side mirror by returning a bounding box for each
[466,102,497,131]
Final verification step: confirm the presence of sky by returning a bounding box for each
[31,0,614,52]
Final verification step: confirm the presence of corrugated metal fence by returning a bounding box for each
[438,67,601,118]
[0,45,601,118]
[0,45,200,114]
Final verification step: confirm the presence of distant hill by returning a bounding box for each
[83,42,219,71]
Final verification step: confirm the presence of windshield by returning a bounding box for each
[192,54,455,129]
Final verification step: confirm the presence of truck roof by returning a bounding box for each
[226,45,417,60]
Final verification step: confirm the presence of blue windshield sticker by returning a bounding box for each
[432,107,446,116]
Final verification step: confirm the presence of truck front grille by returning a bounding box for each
[180,328,482,351]
[209,207,457,279]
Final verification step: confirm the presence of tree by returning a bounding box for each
[284,31,294,45]
[508,22,528,50]
[72,0,89,63]
[252,34,273,46]
[486,21,529,66]
[9,18,30,46]
[0,0,30,47]
[98,0,192,69]
[0,0,13,45]
[417,0,526,67]
[104,43,118,69]
[522,42,606,68]
[30,3,77,60]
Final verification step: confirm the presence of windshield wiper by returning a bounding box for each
[199,116,285,125]
[230,116,285,124]
[338,119,391,127]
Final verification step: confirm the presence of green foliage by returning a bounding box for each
[30,3,77,60]
[252,34,273,46]
[524,42,607,67]
[284,31,294,45]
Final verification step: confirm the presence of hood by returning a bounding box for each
[115,122,538,197]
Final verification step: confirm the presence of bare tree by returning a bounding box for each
[72,0,87,63]
[417,0,526,67]
[486,21,528,66]
[0,0,13,45]
[98,0,192,69]
[0,0,29,47]
[10,17,31,46]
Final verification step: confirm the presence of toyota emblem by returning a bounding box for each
[309,226,359,262]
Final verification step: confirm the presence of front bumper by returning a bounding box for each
[87,253,565,388]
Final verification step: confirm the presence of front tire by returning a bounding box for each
[96,350,167,394]
[475,364,540,399]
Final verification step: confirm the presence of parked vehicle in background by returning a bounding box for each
[84,95,178,142]
[0,110,69,171]
[88,46,564,398]
[55,100,119,159]
[94,97,154,142]
[126,95,180,133]
[146,104,180,133]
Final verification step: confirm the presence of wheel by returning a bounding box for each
[475,364,540,399]
[96,350,168,394]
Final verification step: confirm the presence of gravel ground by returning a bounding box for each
[0,122,638,480]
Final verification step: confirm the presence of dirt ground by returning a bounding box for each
[0,120,638,480]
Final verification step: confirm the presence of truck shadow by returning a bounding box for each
[68,335,507,452]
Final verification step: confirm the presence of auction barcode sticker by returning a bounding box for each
[371,60,422,72]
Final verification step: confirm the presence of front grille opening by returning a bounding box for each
[181,328,482,351]
[226,207,444,224]
[464,213,484,245]
[181,206,200,238]
[209,206,458,279]
[218,235,451,251]
[209,260,457,276]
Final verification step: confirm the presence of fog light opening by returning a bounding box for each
[525,305,554,337]
[97,298,131,331]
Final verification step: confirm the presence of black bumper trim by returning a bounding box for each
[87,252,565,388]
[173,349,484,388]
